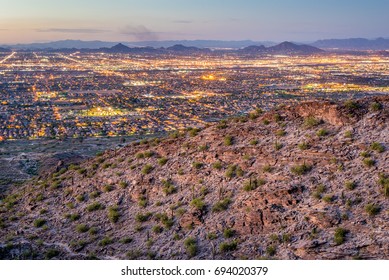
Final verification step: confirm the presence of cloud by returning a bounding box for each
[172,20,193,24]
[119,25,159,41]
[36,28,107,34]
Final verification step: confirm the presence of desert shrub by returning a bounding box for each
[365,203,380,216]
[99,236,114,246]
[220,241,238,252]
[136,152,145,159]
[334,227,348,245]
[152,225,163,234]
[266,245,276,256]
[262,164,273,173]
[344,100,359,110]
[316,129,328,137]
[276,129,286,136]
[158,157,168,166]
[370,142,385,153]
[223,228,235,238]
[103,184,114,192]
[224,136,233,146]
[274,142,283,150]
[250,139,258,145]
[89,227,98,235]
[188,127,200,137]
[144,150,154,158]
[298,142,310,150]
[243,178,266,191]
[141,164,153,174]
[360,151,370,158]
[290,163,312,175]
[282,233,291,243]
[377,173,389,197]
[212,161,222,170]
[225,164,244,178]
[192,162,203,170]
[323,195,334,203]
[45,249,60,259]
[76,194,85,202]
[162,180,176,195]
[191,198,205,211]
[86,202,104,212]
[212,198,232,212]
[108,206,120,223]
[76,224,89,233]
[207,232,217,240]
[34,219,46,228]
[90,191,100,199]
[363,158,375,168]
[304,116,321,128]
[184,237,198,257]
[370,102,382,111]
[135,212,152,223]
[67,213,80,222]
[217,120,228,129]
[120,237,133,244]
[345,180,356,190]
[312,184,326,199]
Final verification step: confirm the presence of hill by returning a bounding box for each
[240,42,324,55]
[312,38,389,50]
[0,96,388,260]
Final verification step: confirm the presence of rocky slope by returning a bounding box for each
[0,96,388,260]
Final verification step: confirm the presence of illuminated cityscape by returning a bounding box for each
[1,51,388,140]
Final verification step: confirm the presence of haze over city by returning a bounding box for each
[1,0,389,44]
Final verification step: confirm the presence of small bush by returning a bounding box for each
[90,191,100,199]
[89,227,98,235]
[99,236,114,246]
[220,241,238,252]
[207,232,217,240]
[344,100,359,110]
[370,102,382,112]
[225,164,243,178]
[274,142,283,151]
[298,142,310,150]
[334,227,348,245]
[191,198,206,211]
[135,212,152,223]
[304,116,321,128]
[316,129,328,137]
[119,181,128,189]
[323,195,334,203]
[141,164,153,175]
[184,237,198,257]
[250,139,258,145]
[224,136,233,146]
[87,202,104,212]
[34,219,46,228]
[152,225,163,234]
[290,163,312,176]
[223,228,235,238]
[144,150,154,158]
[45,249,60,259]
[276,129,286,137]
[212,198,231,212]
[162,180,176,195]
[360,151,370,158]
[262,164,273,173]
[103,184,114,192]
[370,142,385,153]
[345,180,356,190]
[68,213,80,222]
[217,120,228,129]
[377,173,389,197]
[158,157,168,166]
[121,237,133,244]
[192,162,203,170]
[365,203,380,216]
[136,152,145,159]
[363,158,375,168]
[212,161,222,170]
[282,233,291,243]
[76,224,89,233]
[243,178,266,191]
[108,206,120,223]
[266,245,276,256]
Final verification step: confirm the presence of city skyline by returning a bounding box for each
[1,0,389,44]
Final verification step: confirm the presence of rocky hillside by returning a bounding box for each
[1,96,388,260]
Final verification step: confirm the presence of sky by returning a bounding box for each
[0,0,388,44]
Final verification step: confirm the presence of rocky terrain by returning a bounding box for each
[0,96,388,260]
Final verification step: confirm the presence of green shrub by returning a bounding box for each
[370,142,385,153]
[34,219,46,228]
[217,120,228,129]
[136,152,145,159]
[378,173,389,197]
[99,236,114,246]
[212,198,231,212]
[212,161,222,170]
[262,164,273,173]
[276,129,286,137]
[220,240,238,252]
[68,213,80,221]
[135,212,152,223]
[316,129,328,137]
[365,203,380,216]
[144,150,154,158]
[323,195,334,203]
[298,142,310,150]
[158,157,168,166]
[192,162,203,170]
[90,191,100,199]
[334,227,348,245]
[76,194,85,202]
[360,151,370,158]
[370,102,382,111]
[224,136,233,146]
[363,158,375,168]
[274,142,283,150]
[243,178,266,191]
[266,245,276,256]
[250,139,258,145]
[76,224,89,233]
[184,237,198,257]
[282,233,291,243]
[225,164,243,178]
[108,206,120,223]
[191,198,206,211]
[86,202,104,212]
[45,249,60,259]
[290,163,312,175]
[141,164,153,174]
[344,100,359,110]
[103,184,114,192]
[162,180,176,195]
[304,116,321,128]
[223,228,235,238]
[89,227,98,235]
[120,237,133,244]
[207,232,217,240]
[344,130,353,138]
[345,180,356,190]
[312,184,326,199]
[152,225,163,234]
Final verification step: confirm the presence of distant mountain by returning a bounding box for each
[312,38,389,50]
[240,42,323,55]
[166,44,210,53]
[267,41,324,54]
[1,40,118,50]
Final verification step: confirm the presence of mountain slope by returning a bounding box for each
[0,96,388,260]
